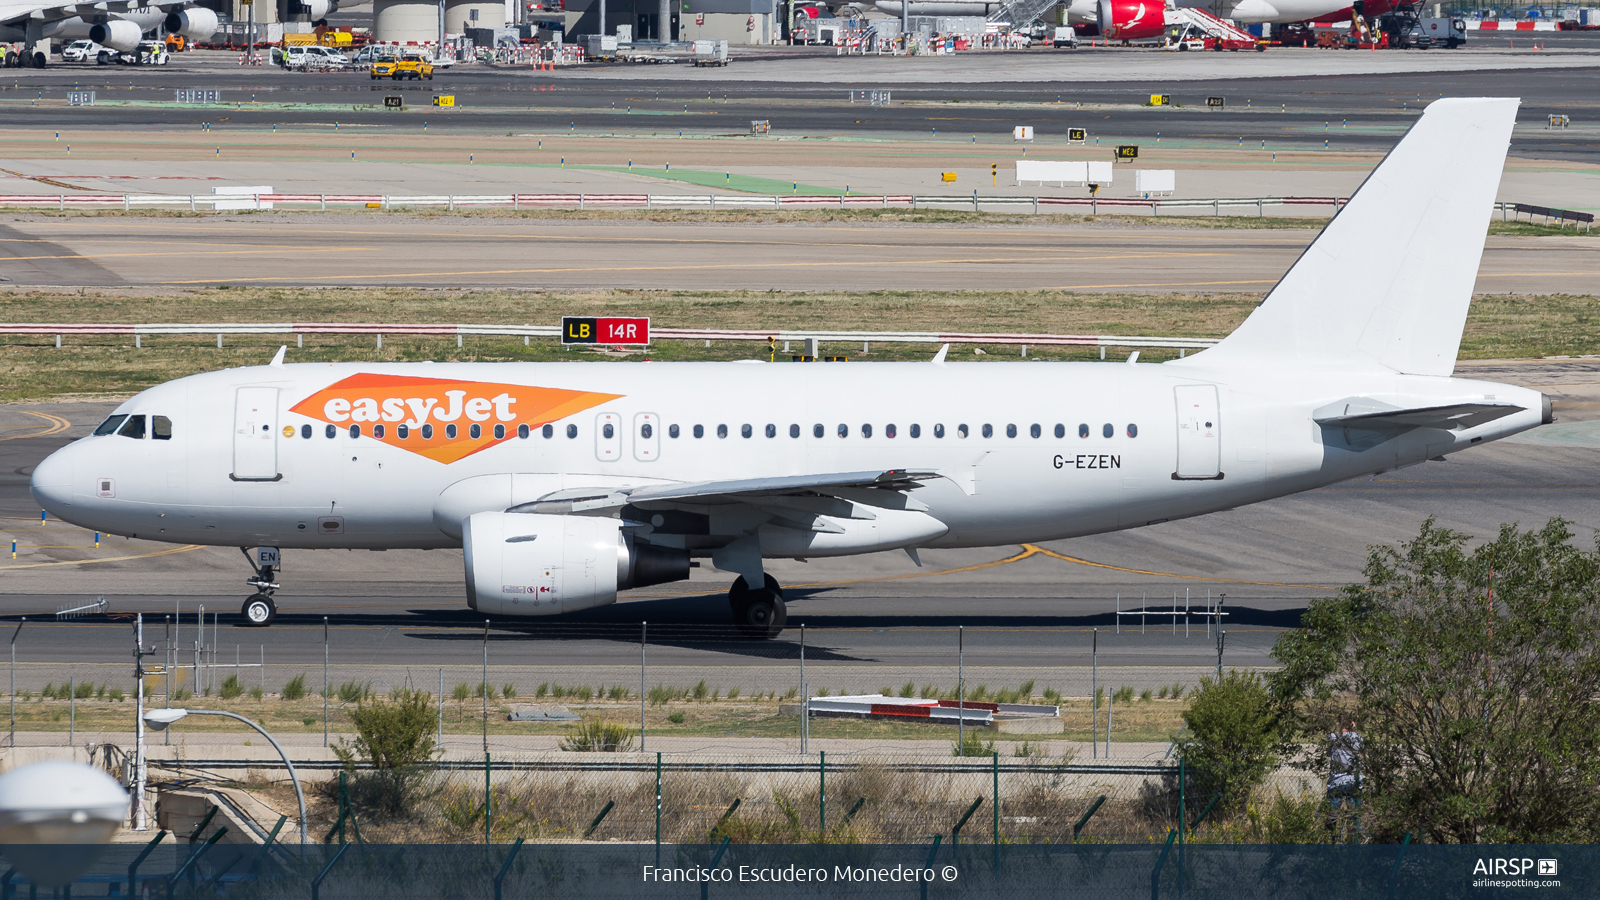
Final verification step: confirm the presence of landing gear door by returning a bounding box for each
[232,387,281,481]
[1173,384,1222,480]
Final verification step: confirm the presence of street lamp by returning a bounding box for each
[143,708,307,846]
[0,760,129,886]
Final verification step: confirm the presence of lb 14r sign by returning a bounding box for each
[562,317,650,345]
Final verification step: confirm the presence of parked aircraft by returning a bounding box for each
[870,0,1345,31]
[0,0,334,67]
[32,99,1543,638]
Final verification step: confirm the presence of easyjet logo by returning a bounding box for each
[289,373,620,464]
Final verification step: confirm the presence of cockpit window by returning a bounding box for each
[152,416,172,440]
[93,415,127,436]
[117,415,146,439]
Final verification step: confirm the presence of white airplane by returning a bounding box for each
[31,98,1544,637]
[0,0,335,68]
[872,0,1342,32]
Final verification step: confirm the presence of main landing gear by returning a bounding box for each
[728,574,787,639]
[240,547,280,627]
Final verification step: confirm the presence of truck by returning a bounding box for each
[691,39,728,66]
[585,34,618,60]
[1052,25,1078,47]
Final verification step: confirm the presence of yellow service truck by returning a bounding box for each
[371,53,434,80]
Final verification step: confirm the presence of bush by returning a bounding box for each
[501,683,517,699]
[899,682,916,698]
[281,674,307,701]
[332,689,438,818]
[726,687,740,700]
[249,686,264,700]
[668,712,685,724]
[535,683,549,698]
[952,730,995,758]
[94,684,106,700]
[302,717,316,726]
[337,681,373,703]
[106,688,124,702]
[40,684,55,700]
[1176,669,1280,814]
[559,720,635,752]
[452,683,471,701]
[692,680,708,701]
[219,675,243,700]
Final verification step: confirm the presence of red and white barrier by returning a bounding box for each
[1466,19,1558,30]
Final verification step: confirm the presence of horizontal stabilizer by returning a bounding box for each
[1314,401,1523,431]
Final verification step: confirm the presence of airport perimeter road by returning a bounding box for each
[2,217,1596,293]
[2,360,1598,686]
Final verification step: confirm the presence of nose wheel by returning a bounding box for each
[240,546,281,628]
[728,574,787,639]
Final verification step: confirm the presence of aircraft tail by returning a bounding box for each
[1183,97,1518,376]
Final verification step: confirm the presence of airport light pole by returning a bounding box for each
[144,708,306,846]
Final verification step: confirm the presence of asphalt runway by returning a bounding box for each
[1,50,1597,159]
[2,360,1597,692]
[1,216,1596,291]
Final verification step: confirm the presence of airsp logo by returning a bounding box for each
[1472,858,1555,876]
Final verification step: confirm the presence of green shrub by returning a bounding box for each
[106,688,124,702]
[899,682,915,698]
[501,683,517,699]
[692,680,709,701]
[451,683,471,701]
[219,675,243,700]
[667,712,685,724]
[40,683,55,700]
[952,730,995,758]
[535,683,549,698]
[1018,679,1035,698]
[281,674,307,701]
[1176,670,1279,814]
[94,684,106,700]
[1158,686,1170,700]
[172,689,192,701]
[967,684,989,702]
[726,687,740,700]
[559,720,635,752]
[1043,688,1061,703]
[302,716,316,726]
[1140,689,1153,703]
[781,687,797,701]
[74,682,95,699]
[333,689,438,818]
[249,686,264,700]
[1114,686,1135,704]
[338,681,374,703]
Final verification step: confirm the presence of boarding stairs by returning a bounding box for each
[1164,6,1258,46]
[987,0,1060,26]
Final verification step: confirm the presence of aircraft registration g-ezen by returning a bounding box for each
[0,0,334,68]
[32,99,1546,637]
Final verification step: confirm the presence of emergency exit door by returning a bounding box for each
[232,387,281,481]
[1173,385,1221,480]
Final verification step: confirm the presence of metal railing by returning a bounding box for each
[0,322,1223,351]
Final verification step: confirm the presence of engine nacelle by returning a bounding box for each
[305,0,334,20]
[89,19,142,52]
[1097,0,1165,39]
[164,7,219,40]
[462,512,688,616]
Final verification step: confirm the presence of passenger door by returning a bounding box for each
[232,387,280,481]
[1173,385,1221,480]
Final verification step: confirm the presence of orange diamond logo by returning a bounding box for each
[290,373,621,464]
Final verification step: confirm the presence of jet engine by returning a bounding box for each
[1096,0,1165,39]
[304,0,335,20]
[164,7,219,40]
[88,20,142,52]
[462,511,688,616]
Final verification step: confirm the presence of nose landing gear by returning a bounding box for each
[240,547,280,627]
[728,574,786,639]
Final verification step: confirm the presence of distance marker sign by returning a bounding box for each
[562,317,650,345]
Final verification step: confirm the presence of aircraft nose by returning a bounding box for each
[29,447,74,514]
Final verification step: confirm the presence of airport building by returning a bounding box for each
[568,0,777,42]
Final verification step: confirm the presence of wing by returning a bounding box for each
[509,468,943,516]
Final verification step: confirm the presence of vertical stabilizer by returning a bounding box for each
[1182,98,1518,376]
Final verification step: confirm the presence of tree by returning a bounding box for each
[1175,669,1280,814]
[1269,518,1600,843]
[334,689,438,817]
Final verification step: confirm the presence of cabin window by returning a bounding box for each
[765,424,776,438]
[153,416,172,440]
[325,424,337,439]
[886,424,897,438]
[837,424,849,438]
[814,424,824,438]
[1079,423,1090,439]
[397,425,409,439]
[566,424,578,439]
[494,424,505,439]
[375,424,386,439]
[445,424,458,439]
[602,423,614,439]
[790,424,800,438]
[421,424,434,439]
[861,424,873,438]
[301,424,312,440]
[741,424,752,438]
[1054,424,1066,439]
[982,424,993,439]
[957,424,969,438]
[1127,424,1139,438]
[717,424,729,439]
[470,424,482,439]
[934,424,944,438]
[349,424,361,439]
[694,425,705,439]
[669,424,680,438]
[1005,424,1017,439]
[1103,423,1114,438]
[910,424,921,438]
[1029,424,1041,439]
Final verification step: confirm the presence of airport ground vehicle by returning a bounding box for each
[1051,25,1079,46]
[280,43,351,69]
[371,53,433,79]
[59,38,104,61]
[118,40,168,64]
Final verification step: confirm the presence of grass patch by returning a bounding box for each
[3,286,1592,404]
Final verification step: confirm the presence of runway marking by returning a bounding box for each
[146,251,1229,285]
[1028,546,1338,590]
[0,412,70,441]
[0,544,202,571]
